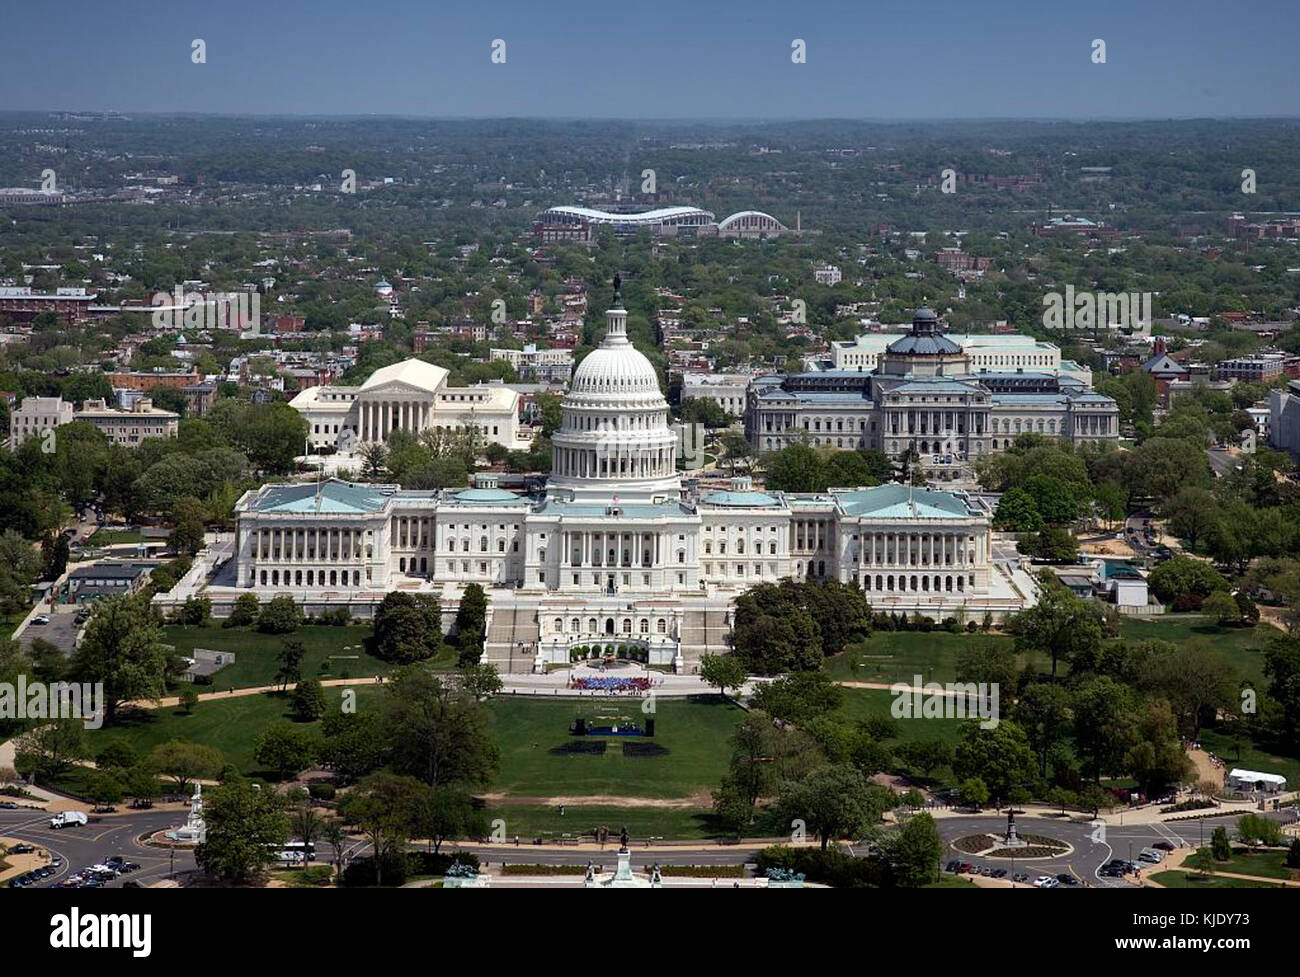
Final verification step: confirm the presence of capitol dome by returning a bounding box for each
[546,296,681,504]
[568,309,664,402]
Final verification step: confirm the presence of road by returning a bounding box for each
[934,808,1299,887]
[1208,446,1239,479]
[1,806,197,888]
[6,802,1293,889]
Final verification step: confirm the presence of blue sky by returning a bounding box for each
[2,0,1297,118]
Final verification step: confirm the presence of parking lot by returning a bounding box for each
[19,605,84,657]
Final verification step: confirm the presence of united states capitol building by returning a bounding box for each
[222,294,1032,673]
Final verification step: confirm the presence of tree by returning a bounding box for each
[381,665,499,788]
[699,653,747,698]
[1026,526,1079,563]
[319,712,387,784]
[291,678,327,722]
[960,777,990,809]
[1236,812,1283,849]
[774,765,895,850]
[70,594,169,724]
[179,688,199,715]
[894,739,954,778]
[0,530,44,615]
[1199,590,1241,627]
[1286,838,1300,869]
[169,495,207,555]
[994,487,1043,533]
[456,662,502,701]
[13,720,89,784]
[291,798,325,860]
[227,592,260,627]
[253,722,319,781]
[1008,577,1102,679]
[453,584,488,665]
[178,595,211,627]
[414,785,486,853]
[1148,556,1229,605]
[762,443,826,493]
[87,769,124,809]
[148,740,225,791]
[323,818,348,879]
[1164,487,1217,552]
[258,595,303,635]
[952,721,1038,804]
[1262,634,1300,741]
[373,591,438,664]
[1013,682,1074,778]
[749,670,843,723]
[195,781,290,883]
[886,811,944,887]
[276,638,305,691]
[337,772,425,886]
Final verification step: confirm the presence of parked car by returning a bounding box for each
[1056,873,1078,886]
[1152,840,1176,851]
[1033,875,1056,887]
[31,615,50,625]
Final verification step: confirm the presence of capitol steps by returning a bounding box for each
[676,607,732,667]
[483,605,539,672]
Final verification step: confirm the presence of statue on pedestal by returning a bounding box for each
[619,825,629,851]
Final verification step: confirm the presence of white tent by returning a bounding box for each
[1226,768,1288,793]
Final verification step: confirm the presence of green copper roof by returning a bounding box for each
[252,480,392,514]
[452,488,526,504]
[833,483,970,519]
[699,490,782,508]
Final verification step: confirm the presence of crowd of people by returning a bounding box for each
[570,676,655,693]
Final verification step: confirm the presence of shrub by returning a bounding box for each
[307,782,336,801]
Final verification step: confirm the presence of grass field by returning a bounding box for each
[1184,846,1300,881]
[85,686,382,777]
[824,631,1021,686]
[487,694,743,800]
[161,624,456,690]
[1150,870,1282,889]
[1116,616,1274,687]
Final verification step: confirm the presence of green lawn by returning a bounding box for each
[835,687,965,746]
[1150,870,1282,889]
[482,804,723,842]
[825,631,1020,686]
[161,624,452,690]
[1184,846,1299,881]
[487,695,743,800]
[1116,616,1273,688]
[85,686,382,777]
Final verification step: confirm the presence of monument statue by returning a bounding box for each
[619,825,629,851]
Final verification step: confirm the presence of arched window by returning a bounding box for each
[639,619,649,634]
[571,618,581,632]
[621,618,632,634]
[480,536,488,551]
[656,619,666,633]
[554,617,563,633]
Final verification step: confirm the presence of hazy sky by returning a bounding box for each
[3,0,1298,119]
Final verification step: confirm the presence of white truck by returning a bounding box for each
[49,810,88,829]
